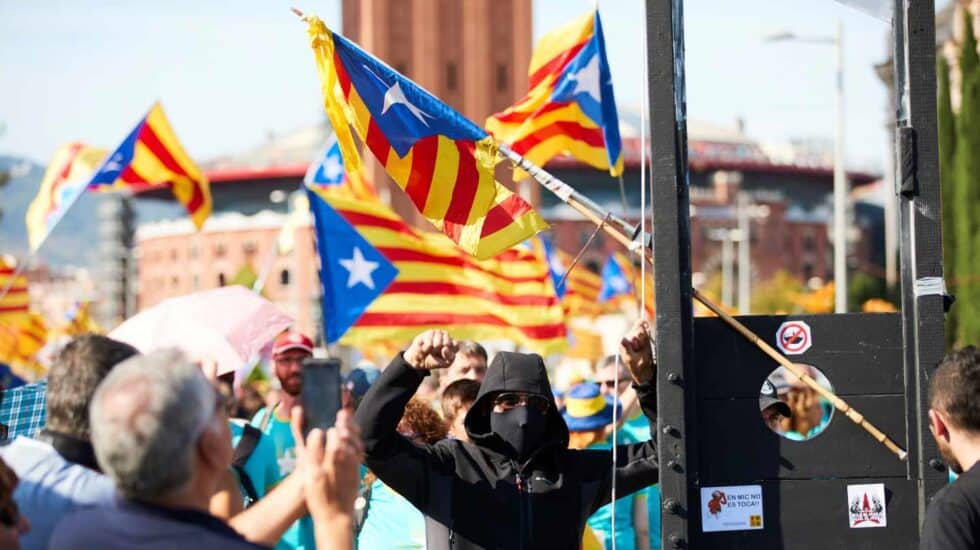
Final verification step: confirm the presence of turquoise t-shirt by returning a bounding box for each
[251,406,316,550]
[587,428,642,550]
[229,419,281,502]
[356,479,426,549]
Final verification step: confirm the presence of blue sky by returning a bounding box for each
[0,0,898,172]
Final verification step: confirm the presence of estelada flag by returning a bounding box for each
[310,188,566,356]
[305,16,547,260]
[25,143,107,252]
[87,102,212,229]
[486,10,623,177]
[305,135,378,201]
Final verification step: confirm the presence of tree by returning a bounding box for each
[750,270,805,314]
[938,53,958,346]
[953,7,980,344]
[0,168,8,222]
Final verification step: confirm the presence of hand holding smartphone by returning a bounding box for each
[301,358,342,438]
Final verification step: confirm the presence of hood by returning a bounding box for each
[464,351,569,453]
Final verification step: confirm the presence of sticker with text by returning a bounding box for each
[701,485,764,533]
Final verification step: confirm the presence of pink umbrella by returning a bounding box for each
[110,286,295,375]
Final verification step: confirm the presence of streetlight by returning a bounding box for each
[765,22,848,313]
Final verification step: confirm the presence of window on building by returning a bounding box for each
[280,269,291,287]
[803,231,816,252]
[189,245,199,260]
[170,249,178,261]
[243,241,258,255]
[215,244,227,258]
[496,64,508,93]
[395,62,408,77]
[191,274,199,290]
[171,276,179,289]
[803,262,814,281]
[446,62,458,92]
[218,273,226,287]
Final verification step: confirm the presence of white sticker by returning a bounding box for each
[775,320,813,355]
[847,483,887,528]
[700,485,764,532]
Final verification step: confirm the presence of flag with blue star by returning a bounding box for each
[305,16,547,259]
[305,135,377,200]
[307,187,398,344]
[598,253,633,303]
[487,9,622,177]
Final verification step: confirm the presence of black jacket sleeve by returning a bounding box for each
[591,379,659,511]
[353,353,454,513]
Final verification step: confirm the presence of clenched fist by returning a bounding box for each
[619,320,656,385]
[404,330,457,371]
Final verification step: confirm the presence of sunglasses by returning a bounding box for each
[597,378,631,389]
[492,392,551,414]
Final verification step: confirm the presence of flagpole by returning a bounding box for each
[500,142,908,461]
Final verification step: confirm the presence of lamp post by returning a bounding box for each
[766,22,848,313]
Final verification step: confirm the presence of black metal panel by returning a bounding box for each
[693,479,919,550]
[695,314,904,399]
[698,395,908,482]
[647,0,695,547]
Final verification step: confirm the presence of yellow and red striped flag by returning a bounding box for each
[487,10,623,177]
[305,16,547,260]
[559,253,604,318]
[316,191,567,355]
[0,259,29,324]
[87,102,211,229]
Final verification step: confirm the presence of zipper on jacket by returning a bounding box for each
[515,469,526,550]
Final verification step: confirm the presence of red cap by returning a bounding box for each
[272,332,314,357]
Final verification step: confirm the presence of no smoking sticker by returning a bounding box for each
[776,321,812,355]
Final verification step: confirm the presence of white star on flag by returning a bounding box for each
[567,54,601,103]
[339,247,380,289]
[610,275,629,293]
[322,155,343,181]
[363,64,433,126]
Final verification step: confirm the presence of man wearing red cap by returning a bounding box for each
[250,331,315,549]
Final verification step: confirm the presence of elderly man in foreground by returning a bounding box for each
[47,349,363,550]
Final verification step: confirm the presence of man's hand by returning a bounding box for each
[291,407,364,521]
[619,320,655,385]
[404,330,457,371]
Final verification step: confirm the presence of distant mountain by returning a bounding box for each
[0,155,102,268]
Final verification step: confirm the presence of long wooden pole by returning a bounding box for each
[501,143,909,461]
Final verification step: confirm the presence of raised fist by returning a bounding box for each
[404,330,457,371]
[619,320,655,384]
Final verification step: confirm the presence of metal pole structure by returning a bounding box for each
[721,233,734,308]
[833,21,848,313]
[737,192,751,314]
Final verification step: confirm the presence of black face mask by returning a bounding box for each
[490,405,548,460]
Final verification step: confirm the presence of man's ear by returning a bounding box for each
[197,419,228,470]
[929,408,950,440]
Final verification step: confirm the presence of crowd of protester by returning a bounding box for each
[0,323,978,549]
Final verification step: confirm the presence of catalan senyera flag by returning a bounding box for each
[310,189,567,355]
[559,252,604,318]
[305,135,378,200]
[486,10,623,177]
[0,259,29,324]
[305,16,547,260]
[25,143,108,251]
[87,103,211,228]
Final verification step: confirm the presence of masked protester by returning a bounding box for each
[354,321,659,549]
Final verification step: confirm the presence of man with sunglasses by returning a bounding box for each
[354,321,659,549]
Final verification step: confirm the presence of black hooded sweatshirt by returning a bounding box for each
[354,350,659,550]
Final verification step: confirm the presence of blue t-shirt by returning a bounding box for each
[356,479,426,549]
[229,419,280,501]
[0,436,116,550]
[251,406,315,550]
[587,428,642,550]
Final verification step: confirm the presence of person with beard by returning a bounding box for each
[922,346,980,550]
[354,321,659,549]
[250,332,315,549]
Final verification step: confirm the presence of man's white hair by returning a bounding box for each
[89,348,216,499]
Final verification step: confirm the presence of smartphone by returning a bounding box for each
[301,357,342,438]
